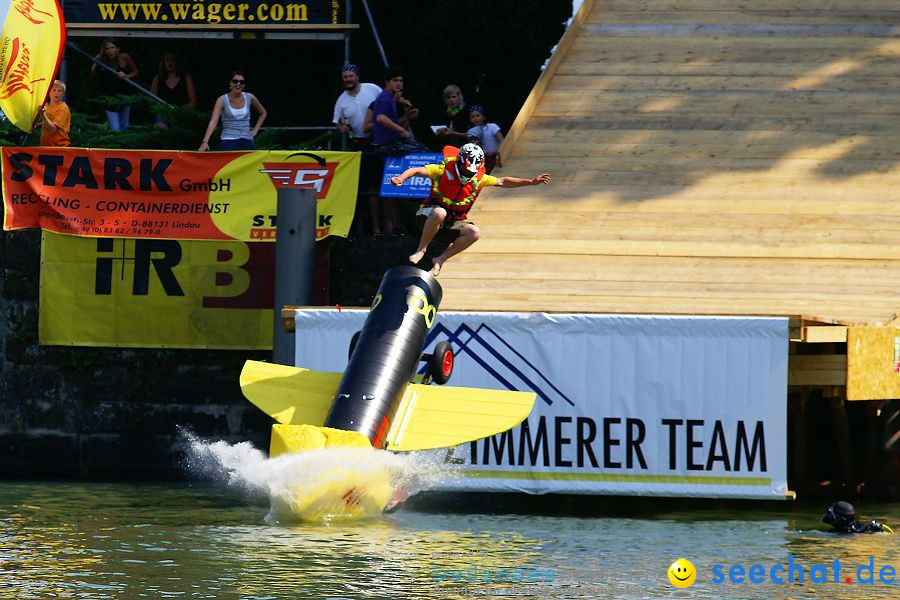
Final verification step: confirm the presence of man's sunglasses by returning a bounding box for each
[231,79,246,84]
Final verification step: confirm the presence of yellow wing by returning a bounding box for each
[239,360,340,425]
[384,383,536,451]
[239,360,537,452]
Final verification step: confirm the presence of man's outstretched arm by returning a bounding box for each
[495,173,551,188]
[390,166,430,186]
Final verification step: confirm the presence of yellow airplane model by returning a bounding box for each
[240,266,536,520]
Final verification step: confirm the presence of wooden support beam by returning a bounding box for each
[863,401,885,500]
[282,309,296,333]
[788,355,847,386]
[788,391,810,491]
[827,389,858,493]
[798,326,849,343]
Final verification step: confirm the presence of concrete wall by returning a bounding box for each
[0,230,413,480]
[0,229,270,479]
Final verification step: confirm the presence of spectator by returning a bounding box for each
[435,84,470,147]
[150,51,198,129]
[38,80,71,147]
[333,63,381,142]
[391,143,551,276]
[332,63,382,235]
[372,66,427,155]
[198,71,267,151]
[372,66,429,235]
[91,38,139,131]
[466,105,504,173]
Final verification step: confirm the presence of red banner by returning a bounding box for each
[1,147,360,240]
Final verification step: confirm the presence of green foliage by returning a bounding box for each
[23,92,341,151]
[0,116,29,146]
[254,128,343,151]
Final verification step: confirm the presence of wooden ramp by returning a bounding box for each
[437,0,900,326]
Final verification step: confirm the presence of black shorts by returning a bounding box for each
[415,206,474,244]
[349,140,380,190]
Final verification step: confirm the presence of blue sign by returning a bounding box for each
[379,153,441,198]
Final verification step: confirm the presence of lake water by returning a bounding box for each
[2,442,898,599]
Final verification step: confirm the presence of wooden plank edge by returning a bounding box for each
[280,305,363,332]
[797,326,849,343]
[500,0,595,160]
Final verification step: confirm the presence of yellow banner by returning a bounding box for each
[0,0,66,132]
[39,231,274,348]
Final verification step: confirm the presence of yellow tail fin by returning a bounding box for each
[239,360,340,425]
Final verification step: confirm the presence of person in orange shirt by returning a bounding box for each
[39,80,71,147]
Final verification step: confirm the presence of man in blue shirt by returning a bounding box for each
[372,66,428,153]
[370,66,429,235]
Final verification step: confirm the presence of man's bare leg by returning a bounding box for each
[409,208,447,265]
[384,199,399,235]
[432,224,480,276]
[368,195,381,235]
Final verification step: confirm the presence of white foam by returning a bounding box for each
[181,432,456,522]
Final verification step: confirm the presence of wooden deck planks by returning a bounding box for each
[437,0,900,325]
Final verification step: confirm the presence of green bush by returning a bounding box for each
[13,94,341,151]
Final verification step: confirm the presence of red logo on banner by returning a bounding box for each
[0,38,44,99]
[15,0,54,24]
[249,228,276,240]
[259,162,338,199]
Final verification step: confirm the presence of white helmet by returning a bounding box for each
[456,143,485,181]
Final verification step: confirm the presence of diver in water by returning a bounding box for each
[822,501,893,534]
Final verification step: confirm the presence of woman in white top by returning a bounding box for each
[199,71,267,151]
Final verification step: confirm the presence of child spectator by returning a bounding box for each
[38,80,71,147]
[435,84,470,147]
[466,105,504,173]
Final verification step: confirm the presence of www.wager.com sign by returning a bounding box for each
[294,310,790,499]
[63,0,345,26]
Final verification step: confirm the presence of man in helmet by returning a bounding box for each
[390,143,550,275]
[822,501,893,534]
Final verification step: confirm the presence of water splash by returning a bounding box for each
[181,432,455,522]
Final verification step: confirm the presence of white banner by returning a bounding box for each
[295,310,790,499]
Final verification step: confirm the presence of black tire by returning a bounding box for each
[348,330,361,361]
[430,340,454,385]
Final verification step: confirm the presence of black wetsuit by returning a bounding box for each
[822,501,891,534]
[830,519,889,534]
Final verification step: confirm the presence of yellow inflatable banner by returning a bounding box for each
[3,148,360,241]
[0,0,66,132]
[39,231,274,348]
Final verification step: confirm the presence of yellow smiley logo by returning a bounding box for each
[668,558,696,588]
